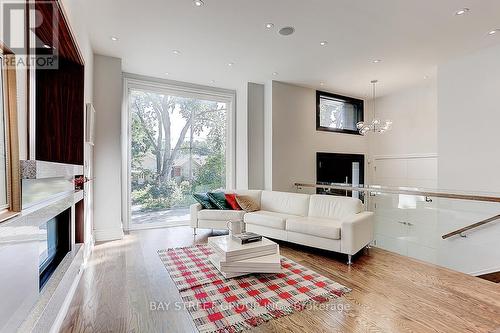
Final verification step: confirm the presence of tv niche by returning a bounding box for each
[316,152,365,200]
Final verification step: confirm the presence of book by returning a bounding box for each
[209,251,282,273]
[231,232,262,244]
[208,235,278,262]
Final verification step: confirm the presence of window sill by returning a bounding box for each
[0,210,21,224]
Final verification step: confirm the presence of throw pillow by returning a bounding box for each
[224,193,241,210]
[207,191,231,210]
[235,195,260,212]
[193,193,216,209]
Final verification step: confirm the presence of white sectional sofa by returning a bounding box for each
[190,190,374,264]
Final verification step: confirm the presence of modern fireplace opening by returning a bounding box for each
[316,152,365,200]
[39,208,71,290]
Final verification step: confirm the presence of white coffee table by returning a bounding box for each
[208,235,282,278]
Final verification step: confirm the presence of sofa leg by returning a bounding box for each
[347,254,353,265]
[193,228,197,236]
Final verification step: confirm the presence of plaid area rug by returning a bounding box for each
[158,245,350,333]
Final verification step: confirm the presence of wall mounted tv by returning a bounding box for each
[316,152,365,197]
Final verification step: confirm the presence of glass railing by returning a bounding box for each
[295,182,500,276]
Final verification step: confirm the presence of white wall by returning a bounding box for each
[366,73,438,188]
[93,55,123,241]
[264,81,273,190]
[436,44,500,275]
[235,82,248,190]
[367,73,437,158]
[270,81,368,192]
[438,44,500,193]
[247,83,265,190]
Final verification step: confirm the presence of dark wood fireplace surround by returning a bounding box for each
[32,0,86,241]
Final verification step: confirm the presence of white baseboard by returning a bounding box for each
[93,227,124,242]
[470,266,500,276]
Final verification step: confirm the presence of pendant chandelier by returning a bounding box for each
[356,80,392,135]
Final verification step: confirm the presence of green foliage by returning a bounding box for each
[130,89,227,211]
[194,152,226,191]
[131,179,198,211]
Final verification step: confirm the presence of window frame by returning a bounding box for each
[0,45,22,221]
[122,74,236,231]
[0,52,9,211]
[316,90,364,135]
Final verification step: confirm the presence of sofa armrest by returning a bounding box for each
[190,203,202,228]
[340,211,374,255]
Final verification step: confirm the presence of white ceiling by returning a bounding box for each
[82,0,500,97]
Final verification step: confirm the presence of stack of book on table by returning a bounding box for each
[208,235,281,278]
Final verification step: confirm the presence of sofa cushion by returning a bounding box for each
[260,191,310,216]
[198,209,245,221]
[207,191,231,210]
[286,217,341,240]
[234,190,262,205]
[193,193,216,209]
[235,195,260,212]
[244,210,299,230]
[308,195,363,220]
[224,193,241,210]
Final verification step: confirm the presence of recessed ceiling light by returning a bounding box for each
[319,41,328,46]
[110,36,119,41]
[172,50,181,55]
[272,72,278,76]
[193,0,204,7]
[372,59,382,63]
[165,72,170,76]
[488,29,500,36]
[210,80,215,83]
[265,23,274,29]
[279,26,295,36]
[320,82,324,86]
[227,62,234,67]
[454,8,469,16]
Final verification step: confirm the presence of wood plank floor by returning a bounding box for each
[60,226,500,333]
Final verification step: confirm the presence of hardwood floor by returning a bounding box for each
[479,271,500,284]
[60,226,500,333]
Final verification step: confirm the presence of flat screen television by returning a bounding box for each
[316,152,365,198]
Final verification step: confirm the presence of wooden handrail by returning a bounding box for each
[442,214,500,239]
[294,182,500,203]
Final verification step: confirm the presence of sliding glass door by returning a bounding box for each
[127,83,232,229]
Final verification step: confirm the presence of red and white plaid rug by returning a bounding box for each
[158,244,350,333]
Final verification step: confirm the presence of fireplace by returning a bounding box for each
[39,208,72,290]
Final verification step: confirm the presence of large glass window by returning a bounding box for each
[316,91,364,134]
[128,88,228,228]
